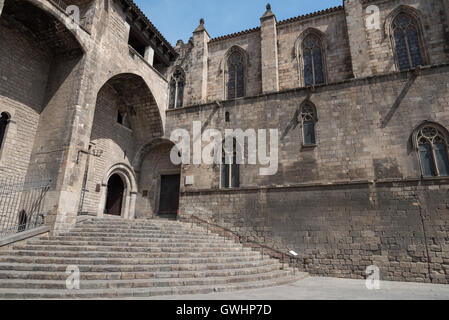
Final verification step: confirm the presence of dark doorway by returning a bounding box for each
[159,174,180,215]
[105,174,124,216]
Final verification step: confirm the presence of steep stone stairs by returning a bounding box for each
[0,217,306,299]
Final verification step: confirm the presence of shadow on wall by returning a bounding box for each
[0,0,84,114]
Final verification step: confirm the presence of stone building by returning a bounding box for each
[1,0,449,284]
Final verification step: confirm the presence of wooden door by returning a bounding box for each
[159,175,180,215]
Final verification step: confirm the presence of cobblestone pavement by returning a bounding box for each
[148,276,449,300]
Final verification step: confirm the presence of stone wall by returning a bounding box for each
[167,66,449,189]
[179,180,449,284]
[0,18,50,178]
[168,66,449,283]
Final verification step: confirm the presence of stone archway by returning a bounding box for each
[81,73,164,218]
[133,139,181,219]
[97,163,138,220]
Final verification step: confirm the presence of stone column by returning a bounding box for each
[190,19,209,104]
[260,4,279,93]
[97,184,107,218]
[344,0,371,78]
[144,46,155,66]
[128,192,137,220]
[122,192,131,219]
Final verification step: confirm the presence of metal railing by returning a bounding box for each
[183,214,303,273]
[0,175,51,237]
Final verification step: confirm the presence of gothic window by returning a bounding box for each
[415,124,449,177]
[0,112,10,152]
[302,34,325,86]
[392,13,424,71]
[221,139,240,189]
[227,51,245,100]
[300,103,317,146]
[168,68,185,109]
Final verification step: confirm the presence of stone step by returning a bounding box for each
[37,236,235,244]
[78,221,191,228]
[0,254,275,266]
[26,239,241,248]
[68,228,209,236]
[0,259,279,273]
[50,233,225,241]
[0,275,306,299]
[73,225,207,233]
[13,244,253,254]
[0,217,302,299]
[0,264,283,281]
[0,249,264,260]
[0,270,292,290]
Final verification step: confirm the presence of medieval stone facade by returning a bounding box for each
[1,0,449,284]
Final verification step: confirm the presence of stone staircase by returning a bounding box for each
[0,217,306,299]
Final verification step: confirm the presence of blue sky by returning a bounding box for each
[134,0,342,45]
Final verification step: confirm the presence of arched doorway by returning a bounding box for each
[133,139,181,218]
[105,174,125,216]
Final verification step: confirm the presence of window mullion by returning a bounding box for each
[403,29,413,69]
[431,144,440,177]
[311,50,316,85]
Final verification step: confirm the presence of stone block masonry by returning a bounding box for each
[1,0,449,286]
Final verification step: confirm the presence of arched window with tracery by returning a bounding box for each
[302,34,325,86]
[168,68,185,109]
[300,102,317,146]
[415,124,449,177]
[221,138,240,189]
[0,112,10,152]
[227,50,245,100]
[392,13,424,71]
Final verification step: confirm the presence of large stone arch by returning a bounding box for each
[80,73,165,217]
[94,73,164,141]
[2,0,90,52]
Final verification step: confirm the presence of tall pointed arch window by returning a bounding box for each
[392,13,424,71]
[227,50,245,100]
[415,124,449,177]
[221,138,240,189]
[300,102,317,146]
[0,112,10,152]
[302,34,325,86]
[168,68,185,109]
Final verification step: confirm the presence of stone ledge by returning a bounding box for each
[166,63,449,115]
[182,179,374,195]
[0,226,50,248]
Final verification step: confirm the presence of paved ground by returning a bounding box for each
[149,276,449,300]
